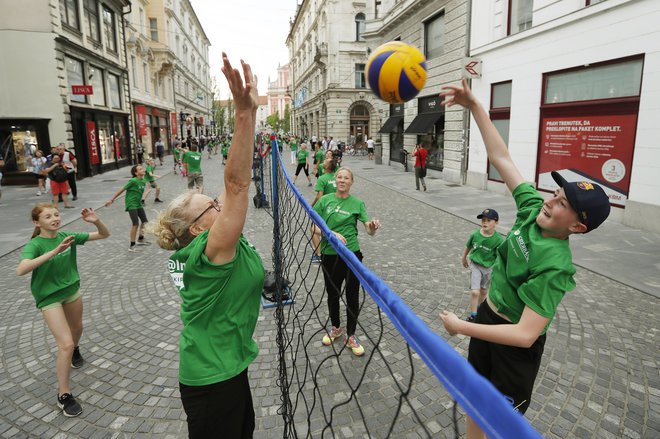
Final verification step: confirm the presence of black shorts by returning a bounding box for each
[467,300,546,414]
[180,369,254,439]
[128,208,148,226]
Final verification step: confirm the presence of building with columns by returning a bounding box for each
[267,63,291,123]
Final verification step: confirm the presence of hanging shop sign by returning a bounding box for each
[171,112,178,136]
[136,105,147,136]
[86,121,100,165]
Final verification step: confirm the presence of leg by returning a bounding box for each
[466,416,487,439]
[414,167,421,190]
[62,297,83,348]
[67,173,77,198]
[420,176,426,191]
[469,289,480,315]
[344,251,363,336]
[41,307,75,395]
[478,288,488,306]
[155,186,161,200]
[130,224,138,243]
[142,185,152,202]
[321,255,343,329]
[310,225,322,257]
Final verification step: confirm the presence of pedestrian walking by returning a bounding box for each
[57,144,78,201]
[104,165,149,252]
[412,143,428,191]
[313,167,381,356]
[155,138,165,165]
[136,141,145,164]
[150,53,265,439]
[16,204,110,417]
[439,79,611,438]
[31,150,48,196]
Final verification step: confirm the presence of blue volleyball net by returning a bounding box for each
[261,139,541,438]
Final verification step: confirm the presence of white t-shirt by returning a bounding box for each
[366,139,375,149]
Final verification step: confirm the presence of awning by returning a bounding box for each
[404,112,443,134]
[378,116,403,134]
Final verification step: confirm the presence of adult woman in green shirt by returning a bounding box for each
[17,204,110,417]
[313,167,381,356]
[150,54,264,438]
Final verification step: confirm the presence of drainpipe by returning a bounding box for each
[121,2,135,165]
[461,0,473,186]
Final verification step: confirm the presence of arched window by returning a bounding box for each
[355,13,365,41]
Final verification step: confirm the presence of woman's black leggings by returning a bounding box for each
[321,251,363,336]
[295,163,309,176]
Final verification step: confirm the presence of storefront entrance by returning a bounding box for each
[0,119,51,184]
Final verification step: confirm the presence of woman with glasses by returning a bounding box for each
[150,54,265,438]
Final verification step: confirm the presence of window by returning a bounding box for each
[89,65,106,106]
[184,81,189,98]
[149,18,158,41]
[66,57,86,103]
[139,7,144,32]
[509,0,533,35]
[375,0,381,19]
[60,0,79,29]
[544,58,643,104]
[84,0,100,41]
[131,55,138,84]
[355,13,365,41]
[424,12,445,59]
[103,6,117,52]
[489,81,512,181]
[143,62,149,93]
[355,64,366,88]
[108,74,121,109]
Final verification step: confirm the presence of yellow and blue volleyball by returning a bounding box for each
[366,41,427,104]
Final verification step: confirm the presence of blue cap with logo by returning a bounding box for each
[551,171,611,233]
[477,208,499,221]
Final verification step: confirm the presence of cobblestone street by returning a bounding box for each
[0,156,657,438]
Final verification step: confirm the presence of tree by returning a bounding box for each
[213,101,226,134]
[227,98,234,133]
[266,111,281,131]
[282,104,291,133]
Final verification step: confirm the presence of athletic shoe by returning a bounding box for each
[128,246,136,252]
[141,199,146,206]
[154,198,163,203]
[310,255,322,264]
[465,315,476,322]
[57,393,82,417]
[72,196,78,201]
[345,335,365,356]
[423,185,427,192]
[307,183,313,187]
[321,326,344,346]
[36,191,42,196]
[71,346,84,369]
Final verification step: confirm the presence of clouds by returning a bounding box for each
[191,0,295,98]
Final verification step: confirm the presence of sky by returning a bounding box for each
[190,0,298,99]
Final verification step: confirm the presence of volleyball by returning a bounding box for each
[366,41,427,104]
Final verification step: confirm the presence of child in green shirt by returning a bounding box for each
[439,80,611,437]
[141,158,163,204]
[17,204,110,417]
[105,165,149,251]
[461,208,504,321]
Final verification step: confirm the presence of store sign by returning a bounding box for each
[136,105,147,136]
[86,121,100,165]
[537,114,638,207]
[72,85,93,95]
[462,58,482,79]
[171,112,178,136]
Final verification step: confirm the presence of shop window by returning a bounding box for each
[424,12,445,59]
[60,0,79,30]
[355,64,366,89]
[66,57,86,103]
[508,0,533,35]
[89,65,106,107]
[103,6,117,52]
[97,115,114,164]
[84,0,100,41]
[108,74,121,109]
[489,81,512,182]
[0,125,42,173]
[114,118,128,160]
[544,58,643,104]
[149,18,158,41]
[355,13,365,41]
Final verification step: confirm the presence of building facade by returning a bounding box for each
[286,0,379,148]
[126,0,176,160]
[362,0,470,183]
[167,0,212,145]
[0,0,132,183]
[468,0,660,232]
[267,63,291,122]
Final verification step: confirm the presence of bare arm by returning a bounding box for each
[81,208,111,241]
[16,236,75,276]
[440,79,524,192]
[205,54,258,264]
[105,186,126,206]
[461,247,470,268]
[440,306,549,348]
[311,190,323,207]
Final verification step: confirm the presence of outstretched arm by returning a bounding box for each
[440,79,524,192]
[16,236,76,276]
[81,208,111,241]
[105,187,126,206]
[205,53,258,264]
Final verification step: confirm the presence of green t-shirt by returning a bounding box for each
[466,229,504,268]
[290,140,298,152]
[173,147,181,160]
[489,183,576,335]
[221,145,229,156]
[145,164,156,182]
[183,151,203,173]
[297,149,309,164]
[314,150,324,165]
[169,232,265,386]
[315,172,336,195]
[21,232,89,309]
[313,194,368,255]
[124,177,146,211]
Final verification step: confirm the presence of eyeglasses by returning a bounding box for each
[192,198,221,224]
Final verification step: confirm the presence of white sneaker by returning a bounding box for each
[36,191,42,196]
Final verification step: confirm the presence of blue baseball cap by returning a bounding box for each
[551,171,611,233]
[477,209,499,221]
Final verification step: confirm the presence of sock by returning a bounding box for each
[130,242,135,247]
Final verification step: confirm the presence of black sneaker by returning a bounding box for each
[141,199,146,206]
[57,393,83,417]
[71,346,84,368]
[465,315,476,322]
[154,198,163,203]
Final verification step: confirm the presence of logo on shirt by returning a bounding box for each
[168,259,186,291]
[512,230,530,262]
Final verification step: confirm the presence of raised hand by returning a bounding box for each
[81,208,99,223]
[221,52,258,113]
[439,78,477,109]
[54,235,75,255]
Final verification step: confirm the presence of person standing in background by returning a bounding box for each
[412,143,428,192]
[57,144,78,201]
